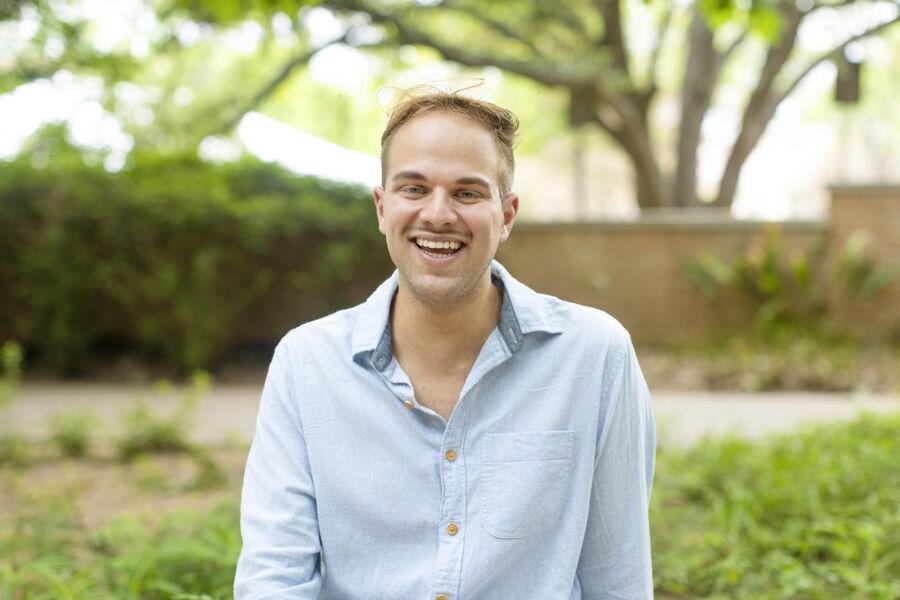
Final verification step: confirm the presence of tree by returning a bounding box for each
[170,0,900,210]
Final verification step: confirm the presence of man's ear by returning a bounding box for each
[373,186,386,234]
[499,192,519,242]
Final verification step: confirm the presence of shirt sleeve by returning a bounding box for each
[234,340,323,600]
[576,337,656,599]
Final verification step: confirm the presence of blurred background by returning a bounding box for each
[1,0,899,598]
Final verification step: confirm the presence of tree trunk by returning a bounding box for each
[674,10,720,207]
[572,127,589,218]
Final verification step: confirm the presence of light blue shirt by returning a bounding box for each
[235,261,655,599]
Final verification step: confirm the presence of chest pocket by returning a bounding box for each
[481,430,575,539]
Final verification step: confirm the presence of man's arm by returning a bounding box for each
[577,338,656,599]
[234,340,323,600]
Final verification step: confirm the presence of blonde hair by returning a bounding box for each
[380,86,519,198]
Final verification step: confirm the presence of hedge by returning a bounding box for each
[0,147,392,375]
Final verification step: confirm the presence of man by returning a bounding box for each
[234,88,656,599]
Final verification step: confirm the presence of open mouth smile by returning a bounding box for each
[412,237,465,260]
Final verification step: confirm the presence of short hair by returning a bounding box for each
[380,86,519,199]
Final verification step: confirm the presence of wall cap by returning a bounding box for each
[830,184,900,197]
[515,216,828,232]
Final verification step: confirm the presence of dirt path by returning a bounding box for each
[7,382,899,447]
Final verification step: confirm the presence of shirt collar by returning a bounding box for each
[351,260,563,370]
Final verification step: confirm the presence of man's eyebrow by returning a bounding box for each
[391,171,427,182]
[455,177,491,188]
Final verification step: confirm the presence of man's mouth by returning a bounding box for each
[413,237,464,259]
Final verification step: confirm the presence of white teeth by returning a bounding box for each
[415,238,461,250]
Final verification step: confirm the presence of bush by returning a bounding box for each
[653,412,900,598]
[48,409,100,458]
[2,414,897,597]
[0,341,26,466]
[681,223,897,341]
[0,136,392,375]
[116,373,209,460]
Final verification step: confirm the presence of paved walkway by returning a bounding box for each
[6,382,899,447]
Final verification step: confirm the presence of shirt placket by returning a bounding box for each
[429,409,468,600]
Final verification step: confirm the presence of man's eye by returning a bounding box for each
[401,185,425,195]
[457,190,481,200]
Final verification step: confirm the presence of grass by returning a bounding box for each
[1,413,898,599]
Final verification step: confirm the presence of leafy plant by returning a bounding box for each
[653,412,900,598]
[682,224,896,340]
[0,341,28,466]
[833,229,899,301]
[0,135,392,376]
[48,409,100,458]
[116,371,210,460]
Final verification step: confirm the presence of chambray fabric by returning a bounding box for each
[234,261,656,600]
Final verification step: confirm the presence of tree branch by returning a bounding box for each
[438,0,543,57]
[776,10,900,107]
[647,3,674,87]
[714,5,900,206]
[326,0,591,87]
[595,0,630,76]
[209,31,350,136]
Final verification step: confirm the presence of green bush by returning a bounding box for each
[116,373,209,460]
[681,223,897,341]
[653,412,900,598]
[48,409,100,458]
[2,413,898,597]
[0,135,391,375]
[0,341,26,466]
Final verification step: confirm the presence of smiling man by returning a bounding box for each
[234,88,656,599]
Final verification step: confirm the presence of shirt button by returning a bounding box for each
[436,595,449,600]
[446,522,458,536]
[403,400,414,409]
[445,448,457,462]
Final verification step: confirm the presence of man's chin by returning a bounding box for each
[402,273,479,309]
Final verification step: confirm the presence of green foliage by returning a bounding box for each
[679,327,890,392]
[1,493,242,599]
[0,133,391,375]
[653,412,900,598]
[0,340,22,410]
[48,409,100,458]
[833,229,899,301]
[3,414,899,597]
[681,225,830,339]
[0,340,27,466]
[682,224,898,341]
[0,433,32,468]
[116,373,209,460]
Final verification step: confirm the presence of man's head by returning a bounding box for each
[373,87,520,309]
[380,88,519,200]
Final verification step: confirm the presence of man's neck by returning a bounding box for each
[391,277,502,371]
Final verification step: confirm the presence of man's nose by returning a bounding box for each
[420,188,457,226]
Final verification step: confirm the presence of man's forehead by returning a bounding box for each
[386,111,499,174]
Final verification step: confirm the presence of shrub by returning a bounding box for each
[0,341,26,466]
[115,373,207,460]
[681,224,897,341]
[0,137,392,375]
[653,412,900,598]
[48,409,100,458]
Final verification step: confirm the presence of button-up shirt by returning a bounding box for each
[235,261,656,599]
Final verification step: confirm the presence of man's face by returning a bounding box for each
[374,109,518,308]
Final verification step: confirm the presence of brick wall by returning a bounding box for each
[827,185,900,339]
[238,186,900,346]
[496,186,900,343]
[497,213,828,344]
